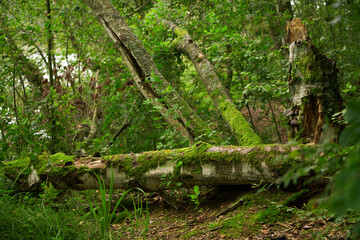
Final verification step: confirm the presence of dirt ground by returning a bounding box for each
[109,186,352,239]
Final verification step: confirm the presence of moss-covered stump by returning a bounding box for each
[3,142,300,191]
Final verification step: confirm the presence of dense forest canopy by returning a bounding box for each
[1,0,360,238]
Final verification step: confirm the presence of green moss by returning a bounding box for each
[132,151,172,179]
[173,26,188,38]
[104,155,133,169]
[132,142,212,178]
[3,156,31,175]
[218,99,262,146]
[283,189,309,206]
[202,151,229,163]
[216,207,260,237]
[77,166,91,174]
[102,141,212,180]
[254,147,300,174]
[51,166,76,177]
[49,153,74,164]
[210,89,220,98]
[256,204,292,224]
[174,141,213,164]
[3,153,77,177]
[200,145,299,175]
[103,148,188,180]
[255,189,308,224]
[292,44,322,84]
[36,153,74,174]
[149,143,299,177]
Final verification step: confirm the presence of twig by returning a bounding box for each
[126,0,152,18]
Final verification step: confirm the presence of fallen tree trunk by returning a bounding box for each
[3,142,300,191]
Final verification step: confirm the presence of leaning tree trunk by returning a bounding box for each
[164,21,262,146]
[3,142,300,191]
[285,18,343,143]
[82,0,222,145]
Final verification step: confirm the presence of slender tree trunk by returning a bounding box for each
[225,45,233,93]
[12,65,19,127]
[47,0,54,88]
[20,77,28,106]
[245,104,256,134]
[61,14,100,71]
[87,70,100,141]
[12,66,21,154]
[82,0,222,145]
[47,0,57,153]
[275,0,293,49]
[269,101,282,143]
[238,74,257,134]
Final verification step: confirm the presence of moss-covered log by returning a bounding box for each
[3,142,300,192]
[286,18,343,143]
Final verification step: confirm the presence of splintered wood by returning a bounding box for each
[286,18,309,44]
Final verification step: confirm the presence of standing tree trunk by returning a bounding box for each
[82,0,223,145]
[163,21,262,146]
[46,0,58,153]
[272,0,293,50]
[285,18,343,143]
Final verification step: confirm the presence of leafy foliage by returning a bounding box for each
[331,102,360,221]
[282,101,360,235]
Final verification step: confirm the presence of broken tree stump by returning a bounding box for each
[285,18,343,143]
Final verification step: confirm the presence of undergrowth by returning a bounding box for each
[0,168,149,240]
[0,182,88,240]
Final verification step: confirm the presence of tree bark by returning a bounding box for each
[163,21,262,146]
[285,18,343,143]
[82,0,222,145]
[4,142,300,191]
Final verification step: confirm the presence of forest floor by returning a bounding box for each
[107,186,356,239]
